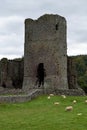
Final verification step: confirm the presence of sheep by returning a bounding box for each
[54,102,60,105]
[65,106,73,111]
[49,94,54,96]
[47,96,51,99]
[77,113,82,116]
[61,95,66,99]
[85,100,87,103]
[73,100,77,104]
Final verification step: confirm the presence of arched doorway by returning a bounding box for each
[36,63,46,87]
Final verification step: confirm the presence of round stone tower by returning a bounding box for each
[23,14,68,91]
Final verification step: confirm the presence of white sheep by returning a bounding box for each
[61,95,66,99]
[85,100,87,103]
[54,102,60,105]
[47,96,51,99]
[73,100,77,103]
[65,106,73,111]
[49,94,54,96]
[77,113,82,116]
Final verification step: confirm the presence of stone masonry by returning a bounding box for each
[0,58,23,89]
[23,14,68,91]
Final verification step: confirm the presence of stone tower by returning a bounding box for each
[23,14,68,91]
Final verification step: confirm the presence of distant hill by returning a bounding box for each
[71,55,87,93]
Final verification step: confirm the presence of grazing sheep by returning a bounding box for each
[65,106,73,111]
[73,100,77,103]
[61,95,66,99]
[85,100,87,103]
[54,102,60,105]
[77,113,82,116]
[49,94,54,96]
[47,96,51,99]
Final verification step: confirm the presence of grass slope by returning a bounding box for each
[0,95,87,130]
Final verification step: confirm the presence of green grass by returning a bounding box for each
[0,95,87,130]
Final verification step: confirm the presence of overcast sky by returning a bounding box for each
[0,0,87,59]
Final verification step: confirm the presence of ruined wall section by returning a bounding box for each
[23,14,68,90]
[0,58,24,88]
[67,57,78,89]
[0,56,81,90]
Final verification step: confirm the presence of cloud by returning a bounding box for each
[0,0,43,18]
[67,15,87,54]
[0,32,23,58]
[0,16,24,33]
[0,0,87,59]
[67,42,87,56]
[0,16,24,59]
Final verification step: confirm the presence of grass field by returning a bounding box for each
[0,95,87,130]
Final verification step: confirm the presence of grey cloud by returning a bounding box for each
[74,30,87,43]
[0,0,87,58]
[0,0,42,17]
[0,0,86,17]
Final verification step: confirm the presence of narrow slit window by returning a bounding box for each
[55,24,58,30]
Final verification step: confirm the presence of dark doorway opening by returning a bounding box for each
[36,63,46,87]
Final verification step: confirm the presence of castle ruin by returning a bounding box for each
[0,14,85,102]
[23,14,77,92]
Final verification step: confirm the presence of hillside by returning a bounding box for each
[71,55,87,93]
[0,95,87,130]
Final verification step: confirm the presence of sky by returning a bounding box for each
[0,0,87,59]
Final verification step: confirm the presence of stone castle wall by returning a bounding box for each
[23,14,68,90]
[0,58,24,89]
[0,56,78,90]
